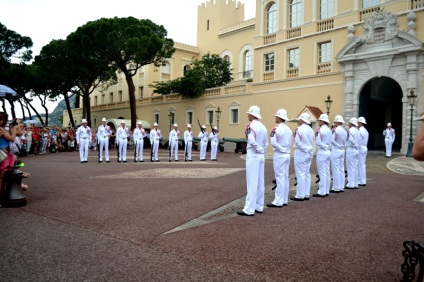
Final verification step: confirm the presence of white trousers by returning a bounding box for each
[152,140,159,161]
[331,149,345,191]
[243,152,265,214]
[385,138,393,157]
[316,150,331,195]
[346,147,359,188]
[79,138,89,162]
[272,153,290,206]
[358,146,368,185]
[98,137,109,161]
[210,140,218,160]
[294,150,313,199]
[184,141,192,160]
[170,140,178,160]
[199,140,207,160]
[117,138,127,161]
[134,139,144,161]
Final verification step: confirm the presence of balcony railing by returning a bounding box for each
[263,72,274,82]
[287,27,301,39]
[360,6,380,21]
[263,34,276,45]
[204,88,221,97]
[287,68,299,78]
[316,18,334,32]
[411,0,424,9]
[317,62,332,74]
[225,85,246,95]
[161,73,170,81]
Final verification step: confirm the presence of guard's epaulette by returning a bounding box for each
[245,124,251,137]
[270,127,276,137]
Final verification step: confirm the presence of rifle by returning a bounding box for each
[197,119,204,133]
[150,141,154,162]
[184,137,188,162]
[116,140,120,162]
[168,138,172,162]
[271,179,277,191]
[134,139,137,162]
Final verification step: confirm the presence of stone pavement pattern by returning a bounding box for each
[0,149,423,281]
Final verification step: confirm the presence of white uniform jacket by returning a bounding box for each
[270,123,292,154]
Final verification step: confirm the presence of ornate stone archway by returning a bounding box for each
[336,11,424,153]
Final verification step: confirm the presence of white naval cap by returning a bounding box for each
[153,122,158,126]
[334,115,345,124]
[349,117,358,127]
[81,119,87,123]
[173,123,178,127]
[275,109,288,121]
[137,121,143,125]
[102,117,107,122]
[299,113,311,124]
[358,117,367,124]
[201,125,206,129]
[387,122,392,127]
[318,113,330,124]
[246,105,262,119]
[120,120,125,124]
[187,124,192,128]
[213,126,218,130]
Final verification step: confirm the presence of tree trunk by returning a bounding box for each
[8,99,16,119]
[18,100,25,120]
[26,100,43,125]
[1,99,6,113]
[83,86,91,127]
[64,93,75,128]
[125,74,137,130]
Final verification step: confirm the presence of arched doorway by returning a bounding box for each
[359,77,402,151]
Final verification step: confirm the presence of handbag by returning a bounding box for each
[0,150,7,163]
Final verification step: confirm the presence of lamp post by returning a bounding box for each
[215,106,222,130]
[325,95,333,116]
[168,112,174,132]
[406,89,417,157]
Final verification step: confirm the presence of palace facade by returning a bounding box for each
[64,0,424,153]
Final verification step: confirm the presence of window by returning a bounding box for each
[319,42,331,63]
[320,0,334,20]
[264,53,275,72]
[154,114,159,124]
[290,0,302,28]
[243,51,252,78]
[207,20,210,31]
[94,118,97,127]
[118,91,123,102]
[183,65,191,75]
[207,110,214,125]
[94,96,98,106]
[362,0,379,8]
[139,86,144,99]
[223,55,230,62]
[102,94,105,104]
[161,62,170,74]
[288,48,299,68]
[186,111,193,125]
[231,109,239,124]
[266,3,277,34]
[109,92,113,103]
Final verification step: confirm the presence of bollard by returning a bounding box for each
[1,168,26,208]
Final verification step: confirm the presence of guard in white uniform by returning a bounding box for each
[267,109,292,208]
[313,114,332,197]
[184,124,194,161]
[150,122,162,162]
[133,121,146,162]
[291,113,315,201]
[97,118,111,163]
[209,126,219,161]
[383,122,395,157]
[237,105,268,216]
[169,123,180,161]
[330,115,348,193]
[357,117,369,186]
[198,125,208,161]
[345,118,361,189]
[76,119,91,163]
[116,120,129,163]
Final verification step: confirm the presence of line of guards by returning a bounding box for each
[237,105,369,216]
[75,118,220,163]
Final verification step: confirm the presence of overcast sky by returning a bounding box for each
[0,0,256,118]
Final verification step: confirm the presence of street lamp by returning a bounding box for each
[406,89,417,157]
[325,95,333,115]
[168,112,174,132]
[215,106,222,130]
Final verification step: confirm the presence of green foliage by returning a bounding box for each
[150,53,233,99]
[0,22,33,65]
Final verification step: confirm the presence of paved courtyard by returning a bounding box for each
[0,149,423,281]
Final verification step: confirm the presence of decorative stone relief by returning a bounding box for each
[407,11,416,36]
[363,11,398,44]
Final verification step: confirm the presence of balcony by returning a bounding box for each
[316,18,334,32]
[317,62,332,74]
[263,72,274,82]
[360,6,380,21]
[263,34,276,45]
[287,27,301,39]
[287,68,299,78]
[411,0,424,9]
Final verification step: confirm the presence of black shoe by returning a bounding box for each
[358,184,366,187]
[345,186,355,190]
[156,160,160,162]
[326,194,329,196]
[99,161,102,163]
[188,160,193,162]
[169,160,172,162]
[123,161,127,163]
[255,210,263,214]
[84,161,88,163]
[139,160,144,162]
[81,161,84,163]
[118,161,122,163]
[313,193,325,197]
[304,197,309,201]
[134,160,137,163]
[290,197,304,201]
[340,190,344,193]
[283,204,287,206]
[106,161,110,163]
[237,210,254,216]
[175,160,179,162]
[330,190,340,193]
[266,203,283,208]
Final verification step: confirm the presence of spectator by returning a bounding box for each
[67,127,75,151]
[412,117,424,161]
[26,126,33,155]
[0,112,18,195]
[31,125,41,155]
